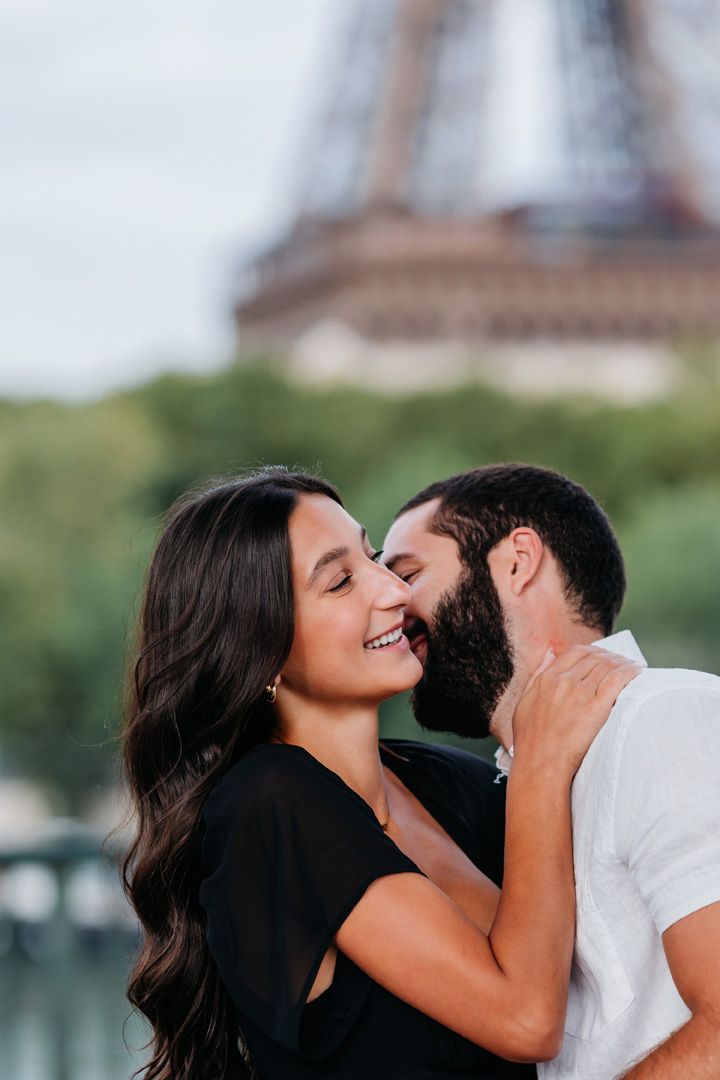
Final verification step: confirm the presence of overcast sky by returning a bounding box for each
[0,0,338,399]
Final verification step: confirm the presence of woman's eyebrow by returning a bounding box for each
[306,546,348,588]
[306,526,368,588]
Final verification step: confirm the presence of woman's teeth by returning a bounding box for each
[365,627,403,650]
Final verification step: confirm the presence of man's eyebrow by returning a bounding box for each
[306,526,368,588]
[383,552,413,574]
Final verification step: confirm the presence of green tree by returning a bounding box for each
[1,360,719,809]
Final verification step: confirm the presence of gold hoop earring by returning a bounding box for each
[265,683,277,704]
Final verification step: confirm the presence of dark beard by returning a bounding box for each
[411,562,515,739]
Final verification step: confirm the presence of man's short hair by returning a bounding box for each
[397,463,626,636]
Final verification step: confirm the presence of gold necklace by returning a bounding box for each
[379,787,392,832]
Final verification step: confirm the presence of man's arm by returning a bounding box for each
[620,900,720,1078]
[611,682,720,1078]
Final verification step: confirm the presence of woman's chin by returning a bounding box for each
[376,653,424,699]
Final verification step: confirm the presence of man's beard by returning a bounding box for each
[411,562,515,739]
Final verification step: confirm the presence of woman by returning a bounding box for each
[122,468,639,1080]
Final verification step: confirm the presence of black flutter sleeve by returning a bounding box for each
[198,744,424,1058]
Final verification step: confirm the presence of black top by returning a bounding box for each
[199,738,536,1080]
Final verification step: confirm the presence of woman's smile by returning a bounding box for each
[364,624,406,651]
[364,632,410,654]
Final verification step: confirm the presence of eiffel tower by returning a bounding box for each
[235,0,720,347]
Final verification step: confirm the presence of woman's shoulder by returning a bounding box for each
[201,742,384,834]
[201,744,333,824]
[199,741,421,889]
[220,741,322,785]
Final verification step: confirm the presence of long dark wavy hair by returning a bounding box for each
[121,467,342,1080]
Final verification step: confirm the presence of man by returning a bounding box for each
[382,463,720,1079]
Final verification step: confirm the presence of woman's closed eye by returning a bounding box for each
[328,573,352,593]
[327,550,383,594]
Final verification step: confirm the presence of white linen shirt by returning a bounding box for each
[535,630,720,1080]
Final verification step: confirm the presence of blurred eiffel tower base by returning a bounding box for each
[234,0,720,400]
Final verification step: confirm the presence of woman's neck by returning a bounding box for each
[271,700,389,823]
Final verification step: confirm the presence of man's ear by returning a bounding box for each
[491,528,545,597]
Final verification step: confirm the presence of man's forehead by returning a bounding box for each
[382,497,441,556]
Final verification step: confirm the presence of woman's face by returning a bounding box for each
[280,494,423,707]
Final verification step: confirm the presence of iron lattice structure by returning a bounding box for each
[236,0,720,344]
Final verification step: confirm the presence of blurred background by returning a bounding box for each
[1,1,719,1076]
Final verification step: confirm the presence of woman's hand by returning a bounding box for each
[512,644,642,779]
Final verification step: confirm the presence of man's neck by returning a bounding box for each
[490,620,601,751]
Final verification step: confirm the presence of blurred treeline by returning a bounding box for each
[1,360,719,812]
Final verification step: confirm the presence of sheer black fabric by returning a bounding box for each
[199,739,536,1079]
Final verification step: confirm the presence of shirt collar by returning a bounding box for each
[592,628,647,666]
[493,629,647,778]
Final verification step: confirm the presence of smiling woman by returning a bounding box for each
[271,494,422,723]
[120,466,639,1080]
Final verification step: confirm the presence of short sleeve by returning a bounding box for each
[612,683,720,935]
[198,745,424,1058]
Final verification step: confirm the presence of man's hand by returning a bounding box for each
[620,900,720,1077]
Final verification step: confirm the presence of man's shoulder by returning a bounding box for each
[622,665,720,704]
[579,666,720,781]
[610,666,720,735]
[589,665,720,777]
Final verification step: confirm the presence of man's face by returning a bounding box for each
[382,499,515,738]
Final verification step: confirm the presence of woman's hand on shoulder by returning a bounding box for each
[512,644,642,779]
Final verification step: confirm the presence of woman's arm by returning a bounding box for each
[335,646,640,1062]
